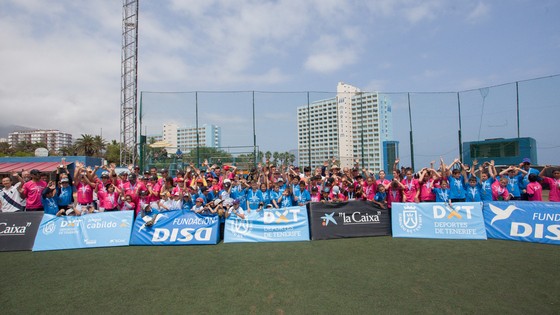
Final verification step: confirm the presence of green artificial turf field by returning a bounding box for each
[1,237,558,314]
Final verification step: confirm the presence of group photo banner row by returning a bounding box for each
[1,201,558,251]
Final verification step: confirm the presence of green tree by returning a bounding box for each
[0,142,13,156]
[104,140,120,164]
[288,153,296,166]
[59,144,78,156]
[74,134,96,156]
[187,147,233,166]
[265,151,272,164]
[272,151,279,166]
[14,141,47,154]
[92,135,107,157]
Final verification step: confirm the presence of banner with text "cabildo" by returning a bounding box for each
[130,210,220,245]
[391,202,487,240]
[224,206,310,243]
[483,201,560,245]
[33,211,134,251]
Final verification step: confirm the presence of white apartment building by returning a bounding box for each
[297,82,393,171]
[162,123,221,153]
[8,129,73,153]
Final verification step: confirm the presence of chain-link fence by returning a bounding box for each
[139,74,560,172]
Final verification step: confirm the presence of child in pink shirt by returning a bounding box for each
[539,166,560,202]
[492,177,510,201]
[526,174,542,201]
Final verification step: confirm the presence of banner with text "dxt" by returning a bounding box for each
[391,202,487,240]
[224,206,310,243]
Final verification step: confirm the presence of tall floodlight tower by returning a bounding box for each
[120,0,139,166]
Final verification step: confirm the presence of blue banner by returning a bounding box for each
[224,206,310,243]
[392,202,487,240]
[483,201,560,245]
[33,211,134,251]
[129,210,219,245]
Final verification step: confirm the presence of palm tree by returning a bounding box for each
[272,152,279,166]
[74,134,96,156]
[59,144,77,156]
[92,135,107,157]
[265,151,272,164]
[288,153,296,166]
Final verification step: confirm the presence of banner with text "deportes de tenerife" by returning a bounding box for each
[130,210,220,245]
[391,202,487,240]
[483,201,560,245]
[33,211,134,251]
[224,206,310,243]
[309,200,391,240]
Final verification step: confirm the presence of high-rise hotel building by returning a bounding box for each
[297,82,394,171]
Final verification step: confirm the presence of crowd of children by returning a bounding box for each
[1,156,558,216]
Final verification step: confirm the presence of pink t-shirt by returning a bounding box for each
[387,187,403,208]
[376,179,390,187]
[526,182,543,201]
[97,191,120,209]
[401,178,419,202]
[419,179,436,201]
[147,182,162,203]
[310,192,321,202]
[491,181,509,201]
[23,180,47,209]
[542,177,560,202]
[76,182,94,204]
[364,183,376,201]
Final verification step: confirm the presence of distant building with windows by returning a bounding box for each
[8,129,72,153]
[297,82,394,171]
[462,137,537,166]
[161,123,221,153]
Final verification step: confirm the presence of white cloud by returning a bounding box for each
[303,28,362,74]
[0,1,122,140]
[466,2,490,23]
[364,0,446,24]
[364,80,388,92]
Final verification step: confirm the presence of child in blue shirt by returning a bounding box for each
[465,176,482,202]
[373,184,387,209]
[42,182,59,215]
[433,180,451,203]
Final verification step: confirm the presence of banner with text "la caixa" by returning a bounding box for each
[309,200,391,240]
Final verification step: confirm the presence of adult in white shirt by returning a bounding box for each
[225,199,245,219]
[0,175,25,212]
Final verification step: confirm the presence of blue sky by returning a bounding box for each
[1,0,559,166]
